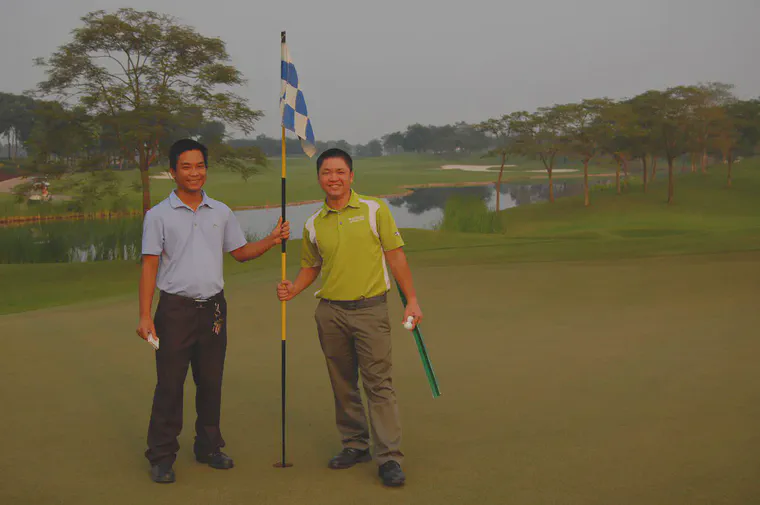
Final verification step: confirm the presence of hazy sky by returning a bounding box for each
[2,0,758,144]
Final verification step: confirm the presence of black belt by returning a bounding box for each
[322,293,387,310]
[160,290,224,309]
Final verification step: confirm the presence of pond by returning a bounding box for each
[0,181,597,264]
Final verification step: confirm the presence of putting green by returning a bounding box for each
[1,252,759,504]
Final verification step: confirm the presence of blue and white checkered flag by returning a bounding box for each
[280,36,316,158]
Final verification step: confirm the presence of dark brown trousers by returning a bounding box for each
[145,291,228,466]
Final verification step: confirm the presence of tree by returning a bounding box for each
[730,98,760,157]
[363,139,383,157]
[508,108,566,203]
[712,104,744,188]
[0,92,36,159]
[382,132,405,154]
[211,143,267,183]
[562,98,612,207]
[651,87,695,204]
[198,121,226,146]
[683,83,736,174]
[453,121,491,153]
[629,91,663,192]
[402,123,433,153]
[696,82,736,172]
[34,8,262,214]
[25,101,98,167]
[368,139,383,157]
[476,116,512,212]
[600,101,643,194]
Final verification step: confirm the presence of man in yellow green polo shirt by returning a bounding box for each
[277,148,422,488]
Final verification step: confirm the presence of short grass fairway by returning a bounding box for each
[1,253,759,505]
[2,161,760,504]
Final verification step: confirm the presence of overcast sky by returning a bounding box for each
[1,0,758,144]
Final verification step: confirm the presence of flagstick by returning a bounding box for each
[274,31,293,469]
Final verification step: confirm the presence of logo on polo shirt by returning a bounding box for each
[348,215,366,224]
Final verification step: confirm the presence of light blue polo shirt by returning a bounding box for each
[142,190,247,299]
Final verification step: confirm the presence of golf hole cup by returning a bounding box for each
[403,316,414,331]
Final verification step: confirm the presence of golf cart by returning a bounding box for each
[27,179,52,204]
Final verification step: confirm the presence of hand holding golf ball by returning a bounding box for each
[403,316,415,330]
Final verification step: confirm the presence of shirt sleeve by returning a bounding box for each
[300,226,322,268]
[377,202,405,251]
[223,209,248,253]
[141,209,164,255]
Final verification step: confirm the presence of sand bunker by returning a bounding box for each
[527,169,579,173]
[150,171,174,180]
[440,164,516,172]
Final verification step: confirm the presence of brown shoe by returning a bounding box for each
[327,448,372,469]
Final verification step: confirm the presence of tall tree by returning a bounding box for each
[730,98,760,157]
[629,91,662,192]
[685,83,736,174]
[211,143,267,183]
[366,139,383,157]
[34,8,262,214]
[0,92,37,159]
[562,98,612,207]
[476,116,514,211]
[600,101,643,194]
[382,132,405,154]
[508,108,566,203]
[712,104,743,188]
[25,101,98,167]
[652,87,695,204]
[402,124,433,153]
[696,82,736,171]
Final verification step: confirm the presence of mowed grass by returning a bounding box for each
[2,159,759,314]
[1,253,759,505]
[2,158,760,503]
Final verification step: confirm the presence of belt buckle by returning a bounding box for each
[194,298,208,309]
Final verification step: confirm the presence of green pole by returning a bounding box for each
[395,281,441,398]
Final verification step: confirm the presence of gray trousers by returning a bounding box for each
[314,298,403,465]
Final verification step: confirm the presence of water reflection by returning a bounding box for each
[0,218,142,264]
[0,181,595,263]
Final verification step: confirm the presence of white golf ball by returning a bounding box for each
[403,317,414,330]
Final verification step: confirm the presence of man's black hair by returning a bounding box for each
[316,148,353,173]
[169,139,208,171]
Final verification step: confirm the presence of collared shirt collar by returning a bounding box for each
[320,190,360,217]
[169,190,214,211]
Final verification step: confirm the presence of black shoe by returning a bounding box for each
[379,461,406,487]
[195,451,234,470]
[150,462,176,483]
[327,448,372,469]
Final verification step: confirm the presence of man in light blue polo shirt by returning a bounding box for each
[136,138,290,484]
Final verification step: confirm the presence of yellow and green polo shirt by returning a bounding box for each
[301,190,405,301]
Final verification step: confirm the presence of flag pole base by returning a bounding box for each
[273,462,294,468]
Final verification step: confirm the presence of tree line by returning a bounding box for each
[476,82,760,209]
